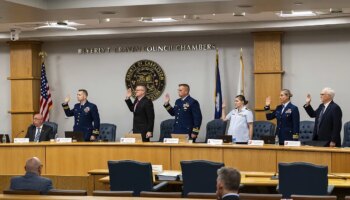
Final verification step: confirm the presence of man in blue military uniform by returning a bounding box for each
[164,84,202,142]
[62,89,100,141]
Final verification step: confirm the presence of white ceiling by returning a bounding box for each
[1,0,350,40]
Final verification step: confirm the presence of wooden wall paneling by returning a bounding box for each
[331,152,350,173]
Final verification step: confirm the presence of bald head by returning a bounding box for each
[25,157,43,175]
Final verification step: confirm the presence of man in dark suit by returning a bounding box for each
[125,84,155,142]
[62,89,100,141]
[25,114,54,142]
[304,87,342,147]
[164,84,202,142]
[216,167,241,200]
[10,157,53,194]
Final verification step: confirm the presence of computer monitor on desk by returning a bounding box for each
[64,131,85,142]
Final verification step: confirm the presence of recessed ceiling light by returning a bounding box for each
[294,2,303,6]
[277,10,316,17]
[233,12,246,17]
[212,13,216,16]
[100,11,116,15]
[34,21,83,30]
[139,17,177,23]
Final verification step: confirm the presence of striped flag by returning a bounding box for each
[214,49,223,119]
[237,48,245,95]
[39,62,53,121]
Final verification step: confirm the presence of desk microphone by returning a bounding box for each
[329,173,347,180]
[13,130,25,139]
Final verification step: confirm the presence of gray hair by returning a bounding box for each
[217,167,241,192]
[322,87,335,99]
[25,157,42,174]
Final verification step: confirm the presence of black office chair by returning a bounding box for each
[43,121,58,137]
[181,160,224,197]
[159,119,175,142]
[278,162,333,198]
[342,121,350,147]
[299,120,315,143]
[205,119,227,142]
[97,123,117,141]
[252,121,275,140]
[108,160,167,196]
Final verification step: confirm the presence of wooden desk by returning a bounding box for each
[1,142,350,176]
[0,195,195,200]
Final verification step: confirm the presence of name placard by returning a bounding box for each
[163,138,179,144]
[13,138,29,143]
[152,165,163,173]
[120,138,136,144]
[248,140,264,146]
[56,138,72,143]
[284,141,301,147]
[207,139,223,145]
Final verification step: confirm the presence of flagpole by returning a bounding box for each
[240,48,245,96]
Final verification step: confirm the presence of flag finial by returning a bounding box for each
[39,51,47,63]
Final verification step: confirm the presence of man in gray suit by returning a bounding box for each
[10,157,53,194]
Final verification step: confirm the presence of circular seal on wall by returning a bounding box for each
[125,59,166,101]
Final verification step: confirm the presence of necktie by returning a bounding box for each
[34,128,41,142]
[317,105,325,133]
[134,99,139,112]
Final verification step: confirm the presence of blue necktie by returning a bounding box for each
[317,105,325,133]
[34,128,41,142]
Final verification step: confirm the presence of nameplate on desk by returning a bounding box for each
[13,138,29,143]
[120,138,136,144]
[248,140,264,146]
[152,165,163,173]
[56,138,72,143]
[207,139,223,145]
[163,138,179,144]
[284,141,301,147]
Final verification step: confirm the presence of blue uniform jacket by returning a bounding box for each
[164,96,202,135]
[10,172,53,194]
[62,100,100,141]
[265,102,300,144]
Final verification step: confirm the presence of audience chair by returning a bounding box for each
[278,162,333,198]
[342,121,350,147]
[187,192,217,199]
[97,123,117,141]
[93,190,133,197]
[291,195,337,200]
[159,119,175,142]
[140,191,182,198]
[47,189,87,196]
[43,121,58,137]
[181,160,224,197]
[252,121,275,140]
[239,193,282,200]
[205,119,227,142]
[3,190,40,195]
[108,160,167,196]
[299,120,315,143]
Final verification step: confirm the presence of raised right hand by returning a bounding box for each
[64,95,71,103]
[126,88,132,98]
[164,93,170,104]
[265,96,271,106]
[306,94,311,105]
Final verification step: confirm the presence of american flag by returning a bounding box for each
[39,62,53,121]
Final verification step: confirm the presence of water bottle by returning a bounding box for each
[275,135,279,145]
[54,133,59,142]
[2,134,7,143]
[232,136,236,144]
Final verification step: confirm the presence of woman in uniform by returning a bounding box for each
[222,95,253,144]
[265,89,300,145]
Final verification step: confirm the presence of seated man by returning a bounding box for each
[25,114,54,142]
[10,157,53,194]
[216,167,241,200]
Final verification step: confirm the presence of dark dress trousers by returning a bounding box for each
[304,101,342,147]
[10,172,53,194]
[125,97,155,142]
[25,124,54,142]
[164,95,202,141]
[62,100,100,141]
[265,103,300,144]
